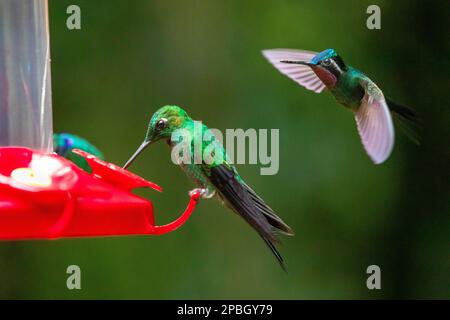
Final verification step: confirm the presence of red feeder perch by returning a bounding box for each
[0,147,200,240]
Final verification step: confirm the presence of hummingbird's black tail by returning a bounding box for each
[386,98,422,145]
[209,164,294,271]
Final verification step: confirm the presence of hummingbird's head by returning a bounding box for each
[124,105,190,169]
[53,133,71,157]
[309,49,347,86]
[310,49,347,70]
[145,105,190,143]
[281,48,347,87]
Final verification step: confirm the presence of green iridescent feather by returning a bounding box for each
[53,133,104,172]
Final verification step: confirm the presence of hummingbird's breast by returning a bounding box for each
[331,67,365,110]
[168,129,214,190]
[180,162,210,187]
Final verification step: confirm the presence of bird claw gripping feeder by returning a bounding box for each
[0,0,199,240]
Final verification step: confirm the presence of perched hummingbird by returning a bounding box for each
[54,133,104,172]
[263,48,419,164]
[124,105,294,270]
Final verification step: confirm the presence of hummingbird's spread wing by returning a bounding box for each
[354,79,395,164]
[262,49,326,93]
[208,164,293,270]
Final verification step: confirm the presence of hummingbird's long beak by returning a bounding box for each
[123,140,151,169]
[280,60,312,66]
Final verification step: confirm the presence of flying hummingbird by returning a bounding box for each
[263,48,419,164]
[123,105,294,270]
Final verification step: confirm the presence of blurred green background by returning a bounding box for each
[0,0,449,299]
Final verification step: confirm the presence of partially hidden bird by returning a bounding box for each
[123,105,294,270]
[263,48,419,164]
[54,133,104,172]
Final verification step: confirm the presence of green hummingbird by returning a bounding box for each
[123,105,294,270]
[54,133,104,172]
[263,48,419,164]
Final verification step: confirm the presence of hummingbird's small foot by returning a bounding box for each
[189,188,215,199]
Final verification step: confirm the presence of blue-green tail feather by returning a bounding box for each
[386,98,421,145]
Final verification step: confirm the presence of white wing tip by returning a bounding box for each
[261,49,271,59]
[261,49,287,58]
[371,152,391,165]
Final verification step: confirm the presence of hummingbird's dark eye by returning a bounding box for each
[155,118,168,131]
[322,59,332,66]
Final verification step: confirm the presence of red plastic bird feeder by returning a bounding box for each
[0,0,199,240]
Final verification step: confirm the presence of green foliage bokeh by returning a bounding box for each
[0,0,448,299]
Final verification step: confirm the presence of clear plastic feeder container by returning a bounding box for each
[0,0,53,151]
